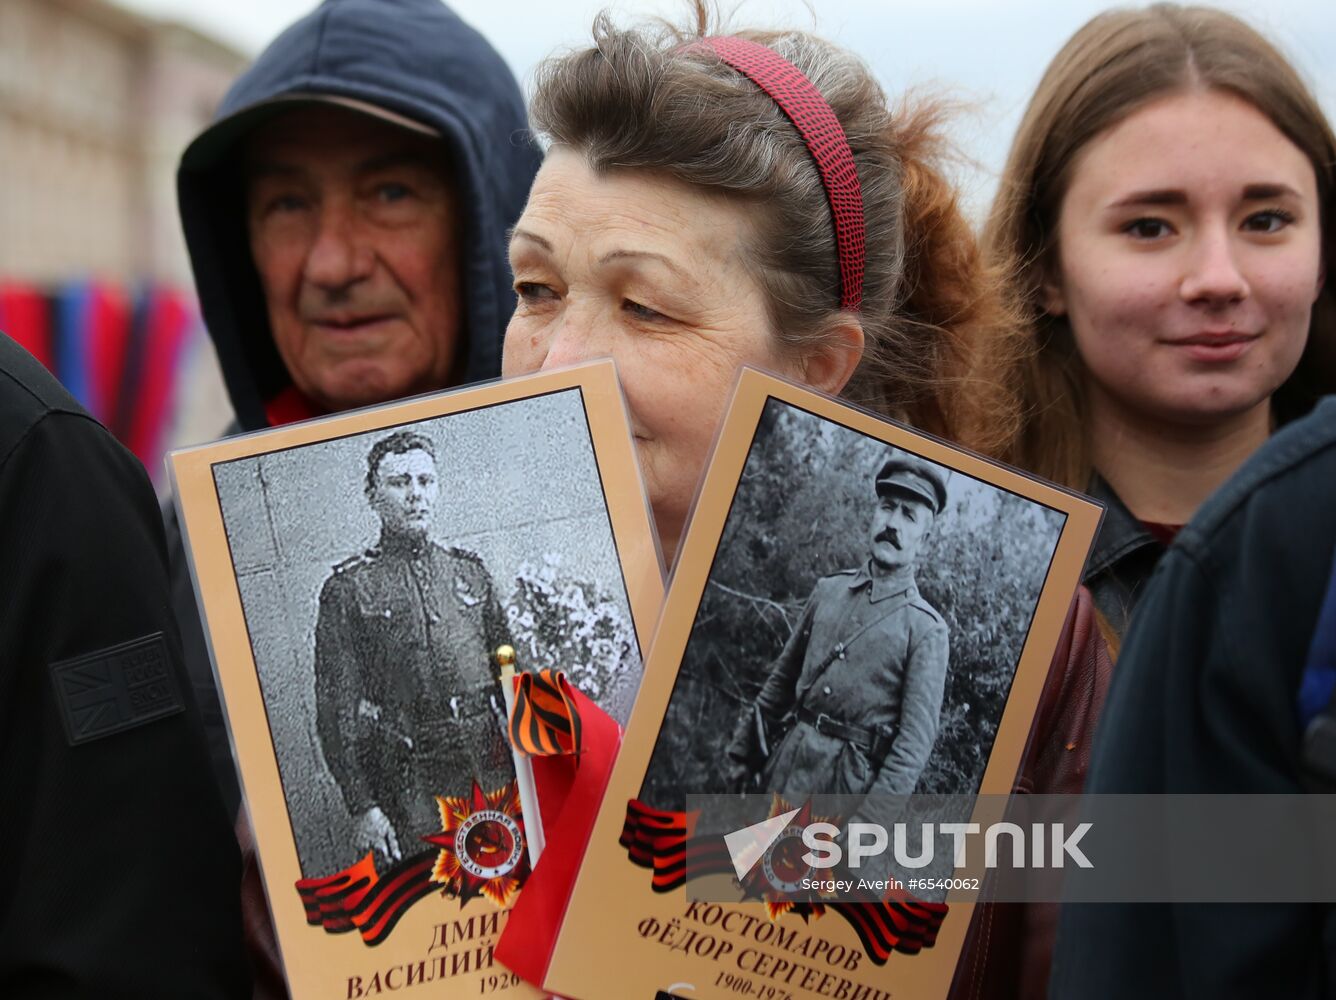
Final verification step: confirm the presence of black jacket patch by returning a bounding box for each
[49,633,183,744]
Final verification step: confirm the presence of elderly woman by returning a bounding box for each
[501,7,1009,562]
[237,11,1039,996]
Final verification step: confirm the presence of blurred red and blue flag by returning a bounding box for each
[1,280,200,484]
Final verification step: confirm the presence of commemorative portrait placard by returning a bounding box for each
[533,369,1103,1000]
[170,362,662,998]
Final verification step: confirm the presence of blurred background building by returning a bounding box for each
[0,0,242,480]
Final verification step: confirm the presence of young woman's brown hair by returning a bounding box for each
[979,2,1336,489]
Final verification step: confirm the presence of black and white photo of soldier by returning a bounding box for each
[640,399,1065,808]
[721,450,951,799]
[314,430,511,865]
[211,389,642,875]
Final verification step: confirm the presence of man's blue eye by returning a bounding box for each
[267,194,306,214]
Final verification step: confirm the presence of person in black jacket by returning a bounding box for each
[169,0,542,815]
[0,331,248,997]
[1050,396,1336,999]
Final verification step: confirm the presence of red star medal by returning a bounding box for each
[423,779,530,907]
[740,796,836,923]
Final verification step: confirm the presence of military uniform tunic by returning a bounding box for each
[314,531,511,846]
[733,562,950,800]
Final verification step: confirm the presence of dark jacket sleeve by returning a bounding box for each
[0,412,249,998]
[1051,488,1336,999]
[163,498,242,816]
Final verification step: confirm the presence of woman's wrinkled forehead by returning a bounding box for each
[509,147,755,278]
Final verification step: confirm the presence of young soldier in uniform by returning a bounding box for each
[725,451,951,801]
[314,430,511,864]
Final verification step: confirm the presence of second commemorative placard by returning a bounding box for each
[538,368,1103,1000]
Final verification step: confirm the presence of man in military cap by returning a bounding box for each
[724,450,952,801]
[314,430,512,864]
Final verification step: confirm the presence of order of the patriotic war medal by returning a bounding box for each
[455,808,523,880]
[761,821,816,894]
[424,779,530,907]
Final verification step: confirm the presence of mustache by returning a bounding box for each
[301,286,404,318]
[875,528,902,549]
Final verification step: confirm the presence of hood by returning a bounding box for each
[177,0,542,430]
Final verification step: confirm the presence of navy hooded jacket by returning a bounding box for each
[171,0,541,813]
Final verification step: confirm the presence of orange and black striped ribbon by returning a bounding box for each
[294,850,437,946]
[508,669,583,757]
[618,799,949,964]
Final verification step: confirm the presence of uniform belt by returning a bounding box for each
[390,685,503,739]
[795,706,893,759]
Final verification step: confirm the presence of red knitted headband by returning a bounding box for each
[695,36,866,312]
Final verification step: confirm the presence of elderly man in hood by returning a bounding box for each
[169,0,541,816]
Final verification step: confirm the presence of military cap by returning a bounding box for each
[874,450,950,514]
